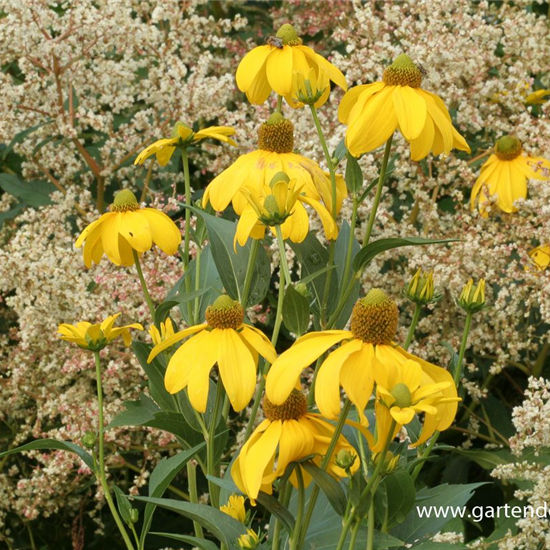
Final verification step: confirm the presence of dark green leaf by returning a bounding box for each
[332,138,347,165]
[282,285,310,336]
[353,237,459,272]
[301,461,347,517]
[3,120,53,159]
[345,152,363,194]
[132,496,247,549]
[453,449,511,470]
[0,174,57,207]
[374,470,416,530]
[0,438,94,471]
[106,394,160,429]
[256,491,296,535]
[150,533,219,550]
[154,300,179,327]
[113,485,133,526]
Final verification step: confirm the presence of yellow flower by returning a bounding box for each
[238,529,260,550]
[291,67,330,108]
[266,289,459,441]
[528,244,550,271]
[338,54,470,160]
[58,313,143,351]
[220,495,246,523]
[147,295,277,412]
[236,23,346,108]
[75,189,182,268]
[231,389,360,503]
[148,318,175,346]
[457,278,486,314]
[471,136,550,215]
[134,121,236,166]
[235,172,338,248]
[203,112,347,217]
[373,358,459,452]
[525,89,550,105]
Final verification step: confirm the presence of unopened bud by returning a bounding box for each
[81,431,97,449]
[404,269,440,305]
[335,449,356,471]
[130,508,139,524]
[457,278,486,314]
[372,450,399,474]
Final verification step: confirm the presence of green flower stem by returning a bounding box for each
[350,518,362,550]
[186,460,204,539]
[207,381,225,509]
[307,354,326,407]
[290,467,306,550]
[411,430,440,481]
[366,504,375,550]
[335,511,355,550]
[327,272,361,329]
[243,234,287,441]
[403,303,421,351]
[276,94,283,113]
[241,239,260,308]
[454,312,473,386]
[181,150,194,323]
[132,250,155,322]
[193,245,201,324]
[297,400,352,548]
[93,352,135,550]
[272,481,291,550]
[339,196,359,305]
[275,225,292,285]
[363,134,393,246]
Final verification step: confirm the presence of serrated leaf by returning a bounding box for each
[301,461,347,517]
[132,496,247,549]
[0,438,94,471]
[353,237,458,272]
[282,284,310,336]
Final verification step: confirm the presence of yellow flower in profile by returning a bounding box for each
[266,289,459,439]
[148,318,175,346]
[220,495,246,523]
[291,67,330,108]
[203,112,347,216]
[58,313,143,351]
[457,278,486,314]
[471,136,550,215]
[147,295,276,413]
[373,358,459,452]
[235,172,338,248]
[236,23,346,108]
[135,121,236,166]
[231,389,360,503]
[528,244,550,271]
[238,529,260,550]
[338,54,470,160]
[75,190,182,268]
[525,89,550,105]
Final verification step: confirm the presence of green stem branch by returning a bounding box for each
[132,250,155,322]
[454,312,473,386]
[241,239,260,308]
[404,304,421,351]
[290,468,306,550]
[181,149,194,322]
[207,382,225,509]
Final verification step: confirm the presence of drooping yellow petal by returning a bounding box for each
[392,86,427,141]
[338,83,384,125]
[299,195,338,241]
[100,213,123,266]
[266,331,351,405]
[372,401,401,453]
[147,324,207,362]
[140,208,182,255]
[390,406,416,425]
[410,113,435,161]
[240,325,278,364]
[236,45,272,95]
[218,329,257,411]
[266,46,294,96]
[117,211,153,253]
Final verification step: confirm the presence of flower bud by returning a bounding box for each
[457,278,486,314]
[371,450,399,474]
[335,449,357,471]
[130,508,139,524]
[238,529,261,550]
[404,269,440,305]
[81,431,97,449]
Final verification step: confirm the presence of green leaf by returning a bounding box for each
[391,483,487,543]
[183,206,270,304]
[150,533,219,550]
[154,300,179,327]
[0,174,57,207]
[106,394,160,429]
[0,438,94,471]
[410,543,467,550]
[374,470,416,530]
[453,449,512,470]
[140,442,206,544]
[113,485,133,526]
[298,265,335,286]
[332,138,347,165]
[301,461,347,517]
[256,491,296,535]
[132,496,247,549]
[353,237,459,272]
[3,120,53,159]
[282,284,310,336]
[345,152,363,194]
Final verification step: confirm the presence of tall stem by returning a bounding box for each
[186,461,204,539]
[366,504,375,550]
[181,150,194,322]
[132,250,155,322]
[363,135,393,246]
[454,312,473,386]
[93,352,135,550]
[403,304,421,351]
[193,245,201,324]
[241,239,260,308]
[207,381,225,509]
[339,196,359,304]
[290,468,305,550]
[272,481,290,550]
[275,225,291,285]
[276,95,283,113]
[335,514,355,550]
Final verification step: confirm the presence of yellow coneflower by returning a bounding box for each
[528,244,550,271]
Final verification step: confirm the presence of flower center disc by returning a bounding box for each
[382,54,423,88]
[258,112,294,154]
[350,289,399,344]
[205,295,244,329]
[495,135,522,161]
[263,389,308,421]
[390,383,413,408]
[111,189,140,212]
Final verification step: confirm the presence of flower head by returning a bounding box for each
[148,318,175,346]
[471,135,550,215]
[75,189,182,267]
[135,121,236,166]
[338,54,470,160]
[236,23,346,108]
[235,172,337,248]
[291,67,330,108]
[404,268,440,305]
[457,278,486,313]
[528,244,550,271]
[238,529,261,550]
[203,113,347,216]
[58,313,143,351]
[525,89,550,105]
[373,358,459,451]
[231,389,360,502]
[266,289,459,443]
[147,295,277,412]
[220,495,246,523]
